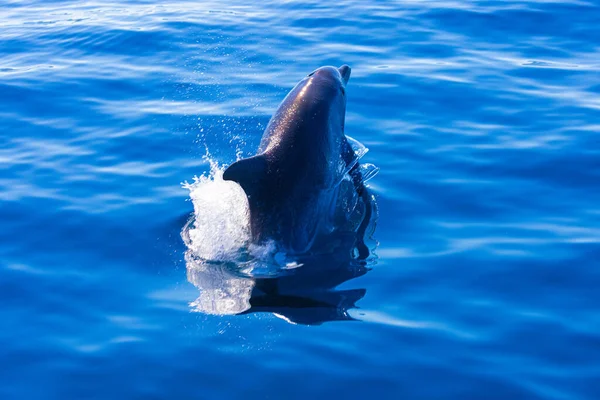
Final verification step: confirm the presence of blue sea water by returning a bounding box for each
[2,0,600,398]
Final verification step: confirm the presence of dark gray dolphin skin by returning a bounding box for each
[223,65,371,254]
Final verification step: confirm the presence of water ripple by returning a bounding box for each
[1,0,599,398]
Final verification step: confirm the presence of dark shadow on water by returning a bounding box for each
[246,289,367,325]
[243,243,371,325]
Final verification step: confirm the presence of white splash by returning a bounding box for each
[182,159,251,261]
[181,159,288,315]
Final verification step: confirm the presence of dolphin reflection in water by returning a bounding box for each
[184,230,376,325]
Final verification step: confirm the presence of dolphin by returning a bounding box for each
[223,65,373,255]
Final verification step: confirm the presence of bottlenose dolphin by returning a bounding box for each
[223,65,373,254]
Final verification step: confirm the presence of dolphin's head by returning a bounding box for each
[257,65,352,155]
[300,65,351,114]
[306,65,351,87]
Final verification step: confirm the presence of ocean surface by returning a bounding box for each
[2,1,600,399]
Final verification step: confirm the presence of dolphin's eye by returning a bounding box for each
[340,86,346,96]
[308,71,316,77]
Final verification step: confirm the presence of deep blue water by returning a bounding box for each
[2,0,600,399]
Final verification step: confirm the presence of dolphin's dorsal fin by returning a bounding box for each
[222,154,268,199]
